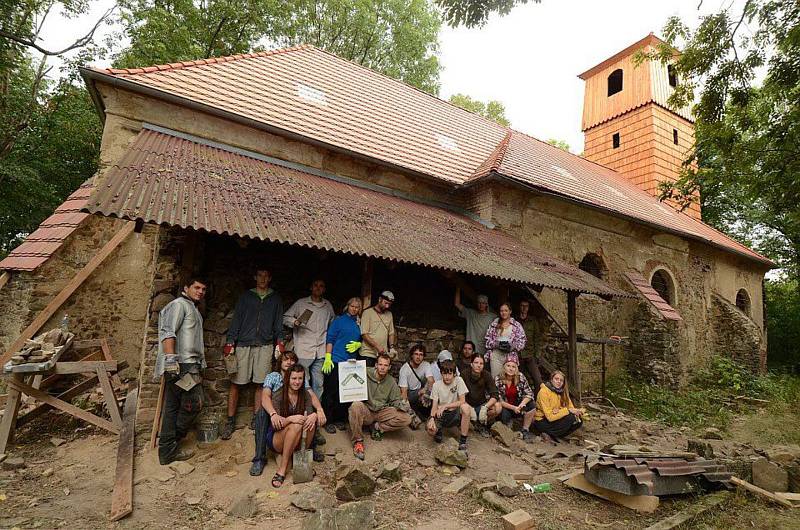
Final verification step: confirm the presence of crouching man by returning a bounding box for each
[349,353,411,460]
[426,360,472,451]
[155,276,208,465]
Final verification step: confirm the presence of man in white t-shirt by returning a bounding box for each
[426,359,472,452]
[398,344,434,423]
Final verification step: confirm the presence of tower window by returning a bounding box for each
[612,133,620,149]
[736,289,751,316]
[673,129,679,145]
[607,69,623,96]
[651,269,675,305]
[668,65,678,88]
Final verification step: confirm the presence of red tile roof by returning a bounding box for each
[82,45,771,267]
[0,181,93,271]
[86,128,629,298]
[624,271,682,321]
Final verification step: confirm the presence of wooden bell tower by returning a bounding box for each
[579,34,700,219]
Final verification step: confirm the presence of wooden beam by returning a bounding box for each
[0,271,10,291]
[54,360,118,375]
[730,476,793,508]
[1,222,135,365]
[0,374,24,454]
[149,376,166,449]
[100,338,123,389]
[110,388,137,521]
[361,258,373,310]
[567,291,580,402]
[98,367,123,428]
[7,379,119,434]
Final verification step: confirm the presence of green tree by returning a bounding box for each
[546,138,570,152]
[448,93,510,126]
[114,0,442,94]
[435,0,540,28]
[651,1,800,279]
[765,279,800,368]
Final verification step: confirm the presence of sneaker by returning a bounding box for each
[249,459,265,476]
[325,423,337,434]
[159,448,195,466]
[370,422,383,441]
[353,440,365,460]
[335,422,347,431]
[479,424,492,438]
[313,449,325,463]
[522,430,535,443]
[458,441,468,451]
[434,429,443,443]
[314,430,326,446]
[220,418,235,440]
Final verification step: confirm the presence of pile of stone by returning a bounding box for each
[9,328,69,366]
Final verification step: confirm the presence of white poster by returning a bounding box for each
[338,360,368,403]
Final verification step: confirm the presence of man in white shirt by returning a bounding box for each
[283,279,335,400]
[398,344,434,422]
[427,360,472,452]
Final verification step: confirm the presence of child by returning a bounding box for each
[426,360,472,451]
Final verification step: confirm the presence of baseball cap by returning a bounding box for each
[437,350,453,362]
[380,290,395,302]
[477,294,489,303]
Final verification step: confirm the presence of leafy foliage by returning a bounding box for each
[651,1,800,277]
[114,0,442,94]
[435,0,539,28]
[448,93,510,126]
[764,279,800,368]
[546,138,570,152]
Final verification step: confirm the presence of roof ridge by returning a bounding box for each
[471,131,512,179]
[98,44,313,75]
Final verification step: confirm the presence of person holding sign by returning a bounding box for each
[348,353,411,460]
[321,297,363,433]
[283,279,335,400]
[359,291,397,366]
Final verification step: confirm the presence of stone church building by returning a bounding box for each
[0,35,771,430]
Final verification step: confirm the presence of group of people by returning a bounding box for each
[154,268,584,489]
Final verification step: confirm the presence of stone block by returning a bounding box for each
[292,487,336,512]
[752,457,788,492]
[491,422,516,447]
[496,471,519,497]
[481,490,514,514]
[442,477,472,493]
[502,509,535,530]
[688,439,714,459]
[335,464,376,501]
[434,438,468,468]
[379,461,402,483]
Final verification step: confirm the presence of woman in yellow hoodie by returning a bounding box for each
[533,370,583,444]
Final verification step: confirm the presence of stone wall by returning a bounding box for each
[628,302,682,387]
[710,293,765,373]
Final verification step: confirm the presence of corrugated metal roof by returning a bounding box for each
[588,456,731,495]
[81,45,771,267]
[84,128,628,298]
[624,271,682,321]
[0,181,93,271]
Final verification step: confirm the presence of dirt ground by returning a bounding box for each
[2,401,800,530]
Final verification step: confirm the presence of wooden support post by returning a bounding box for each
[0,373,24,454]
[567,291,580,403]
[97,367,124,429]
[361,259,373,310]
[0,271,10,291]
[1,222,135,366]
[110,388,138,521]
[100,339,123,389]
[601,343,607,398]
[150,376,166,449]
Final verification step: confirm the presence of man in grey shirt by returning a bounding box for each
[454,287,497,356]
[156,276,207,465]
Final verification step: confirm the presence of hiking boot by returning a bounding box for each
[522,430,535,443]
[314,430,326,446]
[173,449,195,462]
[478,424,492,438]
[458,440,468,451]
[249,459,265,476]
[370,422,383,441]
[220,417,235,440]
[353,440,365,460]
[335,422,347,431]
[434,429,443,443]
[313,449,325,463]
[325,423,337,434]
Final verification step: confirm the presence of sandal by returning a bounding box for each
[353,440,365,460]
[271,473,285,488]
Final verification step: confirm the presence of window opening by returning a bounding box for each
[668,65,678,88]
[650,269,674,305]
[579,253,606,279]
[612,133,620,149]
[673,128,679,145]
[736,289,751,316]
[608,69,623,96]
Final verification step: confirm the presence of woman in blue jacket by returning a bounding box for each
[321,297,363,432]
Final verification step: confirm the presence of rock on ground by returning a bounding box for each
[491,422,517,448]
[168,461,195,476]
[496,471,519,497]
[228,492,258,518]
[752,457,789,492]
[701,427,723,440]
[688,439,715,459]
[302,500,375,530]
[434,438,468,468]
[1,457,25,470]
[481,490,514,514]
[379,461,402,482]
[292,487,337,512]
[442,477,473,494]
[335,464,376,501]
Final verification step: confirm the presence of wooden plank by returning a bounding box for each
[0,271,10,291]
[97,367,123,429]
[644,491,731,530]
[39,350,103,389]
[1,222,135,366]
[0,373,24,454]
[54,361,118,375]
[776,492,800,502]
[110,388,138,521]
[8,379,119,434]
[361,258,373,310]
[72,339,105,350]
[567,291,580,403]
[150,376,166,449]
[564,473,659,513]
[15,361,128,428]
[100,339,123,389]
[730,476,793,508]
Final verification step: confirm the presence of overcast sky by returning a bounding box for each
[41,0,751,152]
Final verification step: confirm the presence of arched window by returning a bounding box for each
[579,253,607,280]
[668,64,678,88]
[607,69,623,96]
[650,269,675,305]
[736,289,751,315]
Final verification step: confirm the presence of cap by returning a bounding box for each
[380,290,395,301]
[437,350,453,362]
[477,294,489,303]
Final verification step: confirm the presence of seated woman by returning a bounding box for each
[462,354,501,435]
[533,370,583,444]
[266,365,320,488]
[494,357,537,441]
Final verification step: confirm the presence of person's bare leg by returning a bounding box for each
[522,409,535,431]
[304,424,316,449]
[459,403,472,436]
[276,425,302,477]
[488,402,501,422]
[227,384,240,417]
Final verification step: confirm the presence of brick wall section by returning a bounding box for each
[710,293,764,373]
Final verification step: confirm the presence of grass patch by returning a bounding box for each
[607,356,800,434]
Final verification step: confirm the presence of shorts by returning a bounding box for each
[232,344,273,385]
[436,408,461,429]
[499,400,535,424]
[469,404,489,424]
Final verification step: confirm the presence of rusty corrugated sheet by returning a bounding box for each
[587,456,731,496]
[83,45,771,267]
[624,271,682,321]
[0,181,93,271]
[84,129,627,298]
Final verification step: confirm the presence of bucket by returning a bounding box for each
[196,416,220,444]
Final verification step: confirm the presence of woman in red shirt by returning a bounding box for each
[494,358,536,441]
